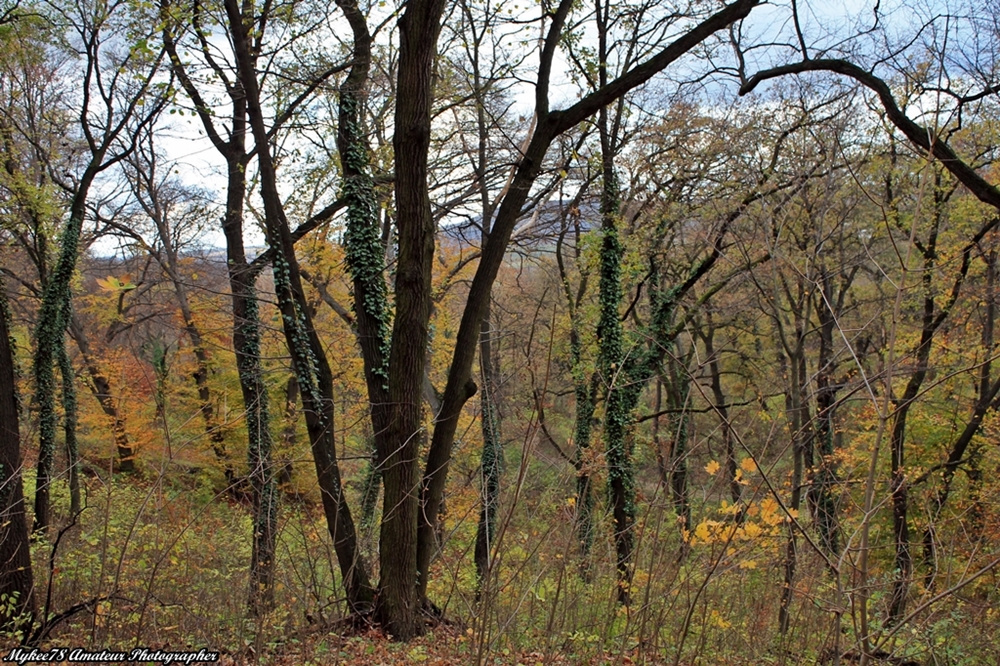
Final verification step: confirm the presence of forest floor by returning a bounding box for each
[215,623,653,665]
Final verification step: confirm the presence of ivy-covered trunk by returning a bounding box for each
[474,308,503,590]
[0,279,35,629]
[225,0,374,614]
[33,165,105,532]
[596,161,635,604]
[335,0,391,579]
[220,137,278,617]
[241,290,278,615]
[57,319,80,516]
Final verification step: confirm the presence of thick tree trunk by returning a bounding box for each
[596,162,635,604]
[33,166,101,532]
[0,281,35,629]
[377,0,448,638]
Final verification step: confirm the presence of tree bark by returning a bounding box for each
[0,280,35,630]
[224,0,374,614]
[160,0,278,613]
[67,313,134,474]
[474,307,503,592]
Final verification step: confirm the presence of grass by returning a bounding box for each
[5,445,999,666]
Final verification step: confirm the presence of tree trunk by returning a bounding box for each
[375,0,448,638]
[57,322,80,516]
[33,166,102,532]
[596,162,635,603]
[703,323,740,508]
[0,280,35,630]
[779,341,811,636]
[67,314,134,474]
[474,308,503,592]
[224,0,374,614]
[812,274,840,559]
[665,358,692,538]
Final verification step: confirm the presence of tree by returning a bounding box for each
[739,14,1000,624]
[0,275,34,631]
[30,0,167,530]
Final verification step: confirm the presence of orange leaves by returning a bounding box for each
[95,274,137,293]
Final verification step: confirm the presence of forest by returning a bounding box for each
[1,0,999,663]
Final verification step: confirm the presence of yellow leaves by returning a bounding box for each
[690,520,721,544]
[96,274,137,293]
[759,498,784,526]
[740,457,758,474]
[740,521,763,539]
[704,459,721,475]
[710,609,732,629]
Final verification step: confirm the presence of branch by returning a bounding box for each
[740,59,1000,211]
[247,197,347,274]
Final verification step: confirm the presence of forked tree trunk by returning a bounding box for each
[225,0,374,615]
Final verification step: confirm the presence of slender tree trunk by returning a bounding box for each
[704,325,740,508]
[474,308,503,591]
[665,357,692,537]
[812,275,840,559]
[225,0,374,614]
[0,280,35,629]
[779,342,811,635]
[555,209,598,570]
[57,320,80,516]
[67,314,134,473]
[220,147,280,615]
